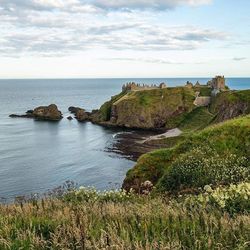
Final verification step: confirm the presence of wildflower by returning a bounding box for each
[204,185,213,193]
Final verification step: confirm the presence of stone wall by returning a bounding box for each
[122,82,167,92]
[194,97,211,107]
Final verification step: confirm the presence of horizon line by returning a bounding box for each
[0,76,250,80]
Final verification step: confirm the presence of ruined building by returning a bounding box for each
[122,82,167,92]
[208,76,226,90]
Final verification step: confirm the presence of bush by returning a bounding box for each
[186,182,250,215]
[158,146,249,191]
[63,187,137,203]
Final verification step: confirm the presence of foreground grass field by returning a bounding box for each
[0,183,249,250]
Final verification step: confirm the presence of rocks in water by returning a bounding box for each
[33,104,63,121]
[68,106,89,122]
[76,109,89,122]
[9,104,63,121]
[68,106,82,114]
[9,114,33,118]
[26,110,34,114]
[67,116,73,120]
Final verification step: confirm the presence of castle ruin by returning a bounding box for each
[122,82,167,92]
[207,76,226,90]
[122,76,226,93]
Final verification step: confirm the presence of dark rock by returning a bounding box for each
[67,116,73,120]
[91,109,99,114]
[68,106,89,122]
[9,114,33,118]
[10,104,63,121]
[26,110,34,114]
[33,104,63,121]
[75,109,89,122]
[68,106,84,114]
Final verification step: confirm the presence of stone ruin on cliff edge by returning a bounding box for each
[190,76,226,107]
[122,82,167,92]
[186,76,226,93]
[207,76,226,95]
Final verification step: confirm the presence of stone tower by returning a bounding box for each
[211,76,225,90]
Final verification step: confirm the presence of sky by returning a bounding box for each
[0,0,249,78]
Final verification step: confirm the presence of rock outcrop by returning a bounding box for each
[68,106,89,122]
[33,104,63,121]
[9,104,63,121]
[210,90,250,122]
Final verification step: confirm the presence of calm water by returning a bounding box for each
[0,78,249,200]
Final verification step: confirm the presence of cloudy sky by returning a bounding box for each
[0,0,249,78]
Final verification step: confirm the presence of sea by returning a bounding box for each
[0,78,249,201]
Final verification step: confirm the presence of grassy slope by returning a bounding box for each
[193,85,212,96]
[123,115,250,192]
[150,89,250,153]
[211,90,250,110]
[178,107,215,132]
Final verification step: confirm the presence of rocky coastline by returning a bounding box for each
[8,79,250,161]
[7,79,250,193]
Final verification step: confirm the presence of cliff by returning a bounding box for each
[91,88,250,130]
[210,90,250,122]
[92,87,196,129]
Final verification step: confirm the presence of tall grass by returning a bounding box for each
[0,188,249,250]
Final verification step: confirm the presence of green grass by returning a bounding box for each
[123,115,250,192]
[210,90,250,116]
[193,86,212,96]
[178,107,215,132]
[0,188,249,250]
[150,135,186,147]
[96,91,126,121]
[99,87,196,129]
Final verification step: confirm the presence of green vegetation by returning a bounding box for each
[160,148,249,192]
[178,107,215,132]
[111,87,196,129]
[150,134,186,147]
[193,86,212,96]
[2,87,250,249]
[96,91,126,121]
[0,185,249,250]
[188,182,250,215]
[210,90,250,122]
[212,89,250,106]
[123,115,250,192]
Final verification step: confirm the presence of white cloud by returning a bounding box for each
[93,0,212,10]
[0,0,224,58]
[233,57,247,61]
[0,0,212,13]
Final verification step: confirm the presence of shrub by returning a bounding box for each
[63,187,137,203]
[158,146,249,191]
[186,182,250,215]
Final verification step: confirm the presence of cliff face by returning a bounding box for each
[93,87,196,129]
[210,90,250,122]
